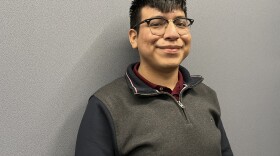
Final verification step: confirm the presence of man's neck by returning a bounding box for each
[138,64,179,90]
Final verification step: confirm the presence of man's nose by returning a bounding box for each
[163,21,180,40]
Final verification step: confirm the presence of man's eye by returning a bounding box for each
[174,19,188,28]
[149,20,165,27]
[149,22,164,27]
[175,22,187,27]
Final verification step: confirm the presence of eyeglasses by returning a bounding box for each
[132,17,194,36]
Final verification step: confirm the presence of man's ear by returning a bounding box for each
[128,29,138,49]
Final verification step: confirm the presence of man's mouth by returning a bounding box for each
[156,45,182,53]
[157,45,182,49]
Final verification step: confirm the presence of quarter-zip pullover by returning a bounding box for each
[75,63,233,156]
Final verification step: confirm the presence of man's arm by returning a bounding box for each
[218,119,234,156]
[75,96,117,156]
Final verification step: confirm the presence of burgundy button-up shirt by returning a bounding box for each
[133,63,184,100]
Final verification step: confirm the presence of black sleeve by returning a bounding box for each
[75,95,118,156]
[218,119,234,156]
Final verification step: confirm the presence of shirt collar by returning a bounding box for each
[133,62,184,99]
[126,62,204,95]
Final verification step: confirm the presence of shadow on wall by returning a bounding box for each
[49,17,138,155]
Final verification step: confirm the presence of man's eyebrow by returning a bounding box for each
[175,15,187,18]
[148,15,165,19]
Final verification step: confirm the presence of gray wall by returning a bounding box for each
[0,1,279,156]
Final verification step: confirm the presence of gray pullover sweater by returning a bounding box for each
[75,63,233,156]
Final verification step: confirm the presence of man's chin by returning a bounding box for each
[157,63,181,72]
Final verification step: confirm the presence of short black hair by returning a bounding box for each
[129,0,187,32]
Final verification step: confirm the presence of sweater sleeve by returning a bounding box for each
[218,119,234,156]
[75,95,117,156]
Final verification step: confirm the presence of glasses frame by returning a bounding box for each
[132,17,194,36]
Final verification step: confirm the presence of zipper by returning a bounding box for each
[161,93,189,121]
[157,85,191,122]
[177,84,190,122]
[177,100,189,122]
[136,84,191,122]
[177,100,185,108]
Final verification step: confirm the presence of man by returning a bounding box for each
[75,0,233,155]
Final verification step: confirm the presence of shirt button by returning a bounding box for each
[159,87,164,91]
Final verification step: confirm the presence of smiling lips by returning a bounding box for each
[156,45,182,53]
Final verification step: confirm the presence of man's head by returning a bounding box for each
[130,0,187,32]
[128,0,192,72]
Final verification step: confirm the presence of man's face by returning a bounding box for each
[129,6,192,71]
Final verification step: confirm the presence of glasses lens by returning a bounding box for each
[174,18,190,28]
[174,18,191,35]
[148,18,167,35]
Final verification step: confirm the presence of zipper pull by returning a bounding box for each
[178,101,185,109]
